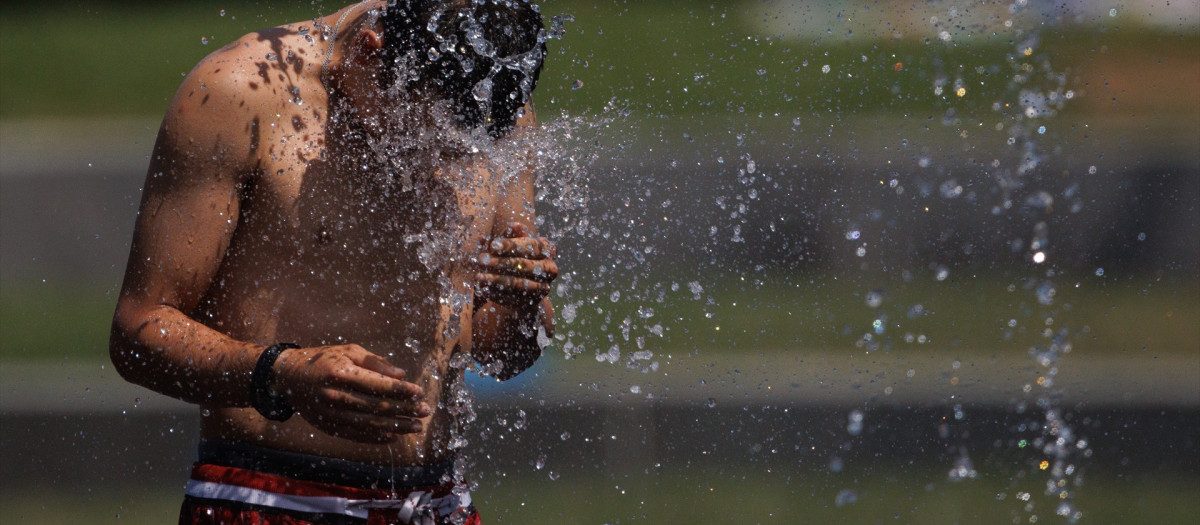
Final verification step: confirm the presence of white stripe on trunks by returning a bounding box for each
[185,479,471,520]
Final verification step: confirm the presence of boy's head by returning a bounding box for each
[380,0,546,137]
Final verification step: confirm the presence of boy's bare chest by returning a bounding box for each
[249,148,496,279]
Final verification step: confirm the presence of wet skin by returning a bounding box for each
[110,2,556,466]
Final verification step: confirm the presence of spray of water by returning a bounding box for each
[360,2,1093,521]
[916,1,1087,521]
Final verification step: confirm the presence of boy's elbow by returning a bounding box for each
[108,320,139,383]
[470,302,544,380]
[108,303,151,384]
[473,344,542,382]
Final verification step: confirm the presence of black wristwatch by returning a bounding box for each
[250,343,300,421]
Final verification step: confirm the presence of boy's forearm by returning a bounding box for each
[110,301,264,406]
[470,301,542,381]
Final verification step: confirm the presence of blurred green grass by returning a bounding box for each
[3,273,1195,361]
[2,467,1196,524]
[3,1,1197,119]
[550,272,1199,361]
[687,274,1198,355]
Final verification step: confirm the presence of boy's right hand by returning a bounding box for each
[273,344,432,443]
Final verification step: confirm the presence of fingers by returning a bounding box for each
[540,296,555,337]
[487,235,556,259]
[277,344,439,444]
[503,222,528,238]
[476,272,551,302]
[476,253,558,283]
[319,387,431,420]
[286,345,428,411]
[357,352,407,380]
[328,363,425,400]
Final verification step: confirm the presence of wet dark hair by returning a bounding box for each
[380,0,546,137]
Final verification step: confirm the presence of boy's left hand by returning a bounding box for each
[474,223,558,335]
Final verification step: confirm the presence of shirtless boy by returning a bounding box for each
[109,2,556,523]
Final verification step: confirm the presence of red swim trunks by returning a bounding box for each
[179,440,480,525]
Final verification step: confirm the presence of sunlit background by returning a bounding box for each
[2,1,1197,523]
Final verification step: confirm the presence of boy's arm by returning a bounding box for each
[471,104,558,380]
[110,58,429,443]
[110,64,265,406]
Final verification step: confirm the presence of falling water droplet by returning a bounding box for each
[847,410,864,436]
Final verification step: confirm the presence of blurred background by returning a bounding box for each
[2,0,1197,523]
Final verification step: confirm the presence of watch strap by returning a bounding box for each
[250,343,300,421]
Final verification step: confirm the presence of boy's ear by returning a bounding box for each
[356,29,384,52]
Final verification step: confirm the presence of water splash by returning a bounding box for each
[941,1,1087,520]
